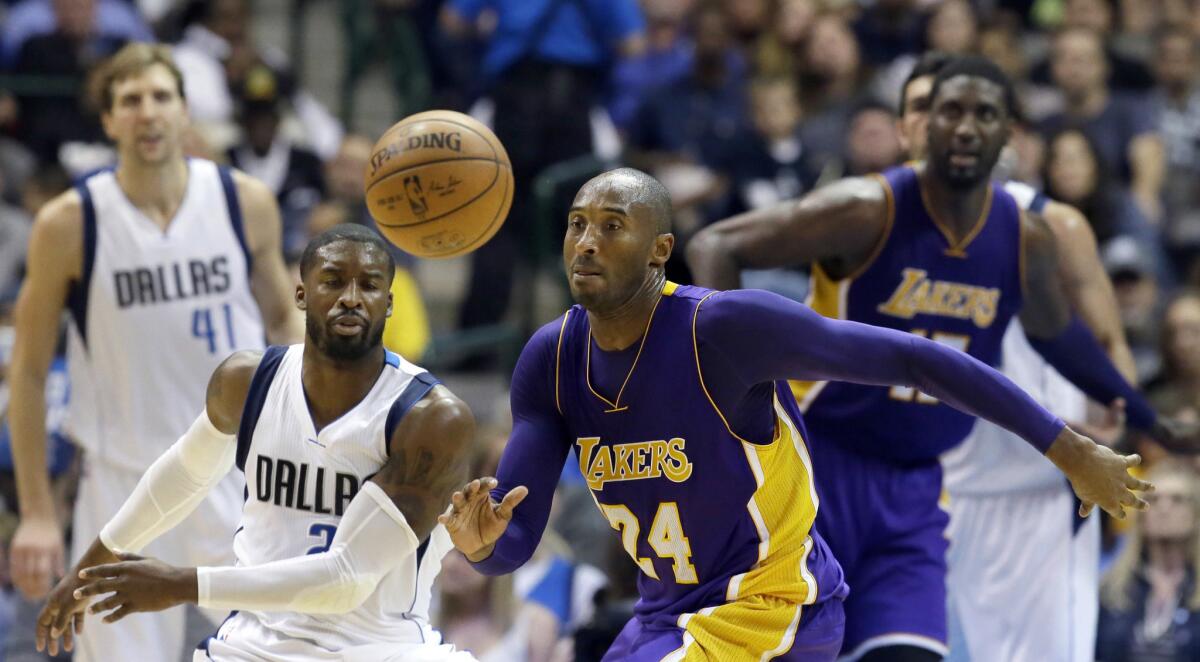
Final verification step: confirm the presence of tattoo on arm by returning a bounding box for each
[372,391,475,539]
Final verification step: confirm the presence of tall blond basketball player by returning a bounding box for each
[8,43,300,659]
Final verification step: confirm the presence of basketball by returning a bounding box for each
[364,110,513,259]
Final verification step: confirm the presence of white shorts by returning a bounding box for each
[195,612,478,662]
[944,484,1099,662]
[70,457,244,662]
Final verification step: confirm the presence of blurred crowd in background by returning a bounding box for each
[2,0,1200,660]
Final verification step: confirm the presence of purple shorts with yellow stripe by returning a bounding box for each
[602,595,844,661]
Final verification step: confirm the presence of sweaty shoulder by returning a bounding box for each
[205,350,265,434]
[29,188,84,280]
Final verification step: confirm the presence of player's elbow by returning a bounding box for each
[685,228,732,269]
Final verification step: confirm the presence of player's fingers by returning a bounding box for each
[449,490,466,509]
[1124,453,1142,467]
[103,603,133,624]
[496,486,529,518]
[61,618,74,653]
[1079,501,1094,518]
[88,593,125,616]
[461,479,481,499]
[80,562,128,579]
[35,605,56,652]
[74,610,85,635]
[1128,476,1154,492]
[75,577,120,598]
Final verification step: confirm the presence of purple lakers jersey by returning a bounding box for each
[793,165,1024,462]
[555,283,844,620]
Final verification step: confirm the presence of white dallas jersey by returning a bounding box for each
[65,159,265,472]
[942,181,1088,495]
[219,344,454,652]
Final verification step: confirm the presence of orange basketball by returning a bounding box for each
[364,110,513,259]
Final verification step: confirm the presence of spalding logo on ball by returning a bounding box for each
[365,110,514,259]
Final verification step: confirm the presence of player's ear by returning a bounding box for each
[650,233,674,268]
[295,283,306,310]
[386,291,393,318]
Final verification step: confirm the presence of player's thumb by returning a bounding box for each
[497,486,529,518]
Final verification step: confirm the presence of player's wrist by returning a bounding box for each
[1045,427,1092,473]
[173,567,199,605]
[464,542,496,563]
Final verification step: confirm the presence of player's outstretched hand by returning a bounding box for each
[74,553,197,623]
[35,570,87,656]
[438,477,528,562]
[1047,426,1154,519]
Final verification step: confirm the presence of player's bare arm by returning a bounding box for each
[236,171,303,343]
[9,191,82,601]
[686,176,890,290]
[1016,209,1073,340]
[35,351,260,654]
[71,384,479,622]
[1041,200,1137,382]
[374,385,477,540]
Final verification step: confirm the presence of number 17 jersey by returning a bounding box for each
[792,164,1024,463]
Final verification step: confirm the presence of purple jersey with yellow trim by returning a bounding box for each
[555,282,844,620]
[793,164,1024,462]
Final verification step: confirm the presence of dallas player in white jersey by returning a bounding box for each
[892,53,1136,662]
[7,43,300,659]
[36,224,483,661]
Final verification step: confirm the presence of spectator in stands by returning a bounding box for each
[1061,0,1155,91]
[0,170,30,309]
[722,76,819,214]
[1097,460,1200,661]
[227,64,326,259]
[440,0,645,361]
[722,0,769,50]
[1152,27,1200,279]
[852,0,925,66]
[751,0,816,79]
[609,0,693,133]
[625,0,745,269]
[798,13,864,169]
[0,0,151,67]
[10,0,132,162]
[1148,291,1200,420]
[1041,27,1165,223]
[1103,236,1167,384]
[843,99,904,176]
[925,0,978,55]
[171,0,343,159]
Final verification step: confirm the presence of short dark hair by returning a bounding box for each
[299,224,396,280]
[929,54,1020,121]
[899,52,955,116]
[591,168,674,234]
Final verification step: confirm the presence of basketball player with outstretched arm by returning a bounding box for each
[7,44,301,659]
[685,56,1191,661]
[36,225,481,661]
[438,167,1150,661]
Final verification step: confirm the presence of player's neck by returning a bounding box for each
[300,345,385,431]
[919,169,990,239]
[588,272,666,351]
[115,156,189,226]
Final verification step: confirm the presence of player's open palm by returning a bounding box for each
[1047,427,1153,519]
[438,477,528,560]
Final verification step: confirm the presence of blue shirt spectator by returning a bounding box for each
[445,0,644,79]
[1,0,151,67]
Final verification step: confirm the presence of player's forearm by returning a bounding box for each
[685,229,744,290]
[901,335,1066,452]
[1027,317,1157,432]
[200,482,417,614]
[101,412,235,553]
[9,374,56,519]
